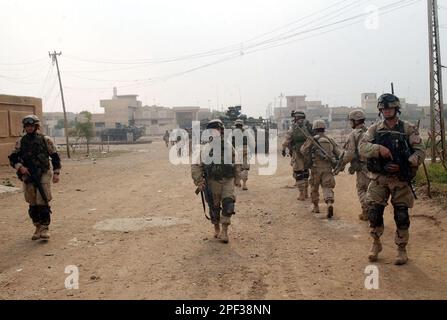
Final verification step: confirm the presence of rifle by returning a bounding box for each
[295,125,338,168]
[194,172,212,220]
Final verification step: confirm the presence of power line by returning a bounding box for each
[62,0,420,88]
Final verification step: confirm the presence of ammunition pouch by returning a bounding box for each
[349,159,364,175]
[204,164,235,180]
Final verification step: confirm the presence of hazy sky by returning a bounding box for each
[1,0,445,117]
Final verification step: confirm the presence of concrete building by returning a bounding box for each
[172,106,211,129]
[42,111,76,137]
[0,94,42,165]
[274,95,328,132]
[99,87,142,128]
[135,105,176,135]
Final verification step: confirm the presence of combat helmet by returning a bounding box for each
[377,93,400,110]
[22,114,40,126]
[348,110,366,121]
[206,119,224,130]
[292,110,306,119]
[234,119,244,127]
[312,119,326,130]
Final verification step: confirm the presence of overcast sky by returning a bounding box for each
[1,0,446,117]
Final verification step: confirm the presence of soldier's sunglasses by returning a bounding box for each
[23,119,36,125]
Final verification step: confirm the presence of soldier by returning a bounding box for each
[163,130,170,147]
[281,111,313,200]
[191,119,241,243]
[335,110,371,221]
[301,119,342,218]
[359,93,425,265]
[233,119,255,191]
[8,115,62,240]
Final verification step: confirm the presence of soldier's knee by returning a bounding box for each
[28,205,40,224]
[38,205,52,225]
[295,170,309,181]
[394,206,410,230]
[368,204,385,227]
[222,197,235,216]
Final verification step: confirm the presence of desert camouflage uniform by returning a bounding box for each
[339,125,371,219]
[191,136,241,229]
[301,132,342,212]
[359,119,425,263]
[9,130,61,239]
[282,120,313,196]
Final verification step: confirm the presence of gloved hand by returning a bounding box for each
[196,179,206,191]
[408,154,419,167]
[234,179,241,188]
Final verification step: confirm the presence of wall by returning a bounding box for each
[0,94,42,165]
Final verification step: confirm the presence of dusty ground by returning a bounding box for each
[0,140,446,300]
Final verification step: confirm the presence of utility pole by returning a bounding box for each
[427,0,446,164]
[49,51,70,158]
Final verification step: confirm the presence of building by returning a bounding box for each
[0,94,42,165]
[42,111,76,137]
[99,87,142,128]
[273,95,328,132]
[134,105,176,135]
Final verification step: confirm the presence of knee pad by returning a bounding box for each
[222,197,235,216]
[368,204,385,228]
[28,206,40,224]
[302,169,310,180]
[295,170,308,181]
[38,206,52,226]
[394,206,410,230]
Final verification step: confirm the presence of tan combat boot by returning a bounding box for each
[40,225,50,240]
[32,224,41,241]
[395,245,408,265]
[359,210,369,221]
[213,224,220,238]
[242,181,248,191]
[368,239,382,262]
[312,202,320,213]
[326,202,334,219]
[297,190,305,201]
[220,224,229,243]
[394,229,409,265]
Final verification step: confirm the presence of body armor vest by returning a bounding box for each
[204,139,235,180]
[20,133,50,174]
[367,120,415,181]
[291,121,311,150]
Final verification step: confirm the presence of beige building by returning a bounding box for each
[0,94,42,165]
[135,105,176,135]
[100,88,142,128]
[274,95,328,132]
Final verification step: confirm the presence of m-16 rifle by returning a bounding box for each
[295,125,338,169]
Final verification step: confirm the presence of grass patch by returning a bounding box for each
[415,163,447,198]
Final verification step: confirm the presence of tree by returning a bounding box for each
[70,111,94,154]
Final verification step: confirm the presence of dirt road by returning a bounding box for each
[1,141,446,299]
